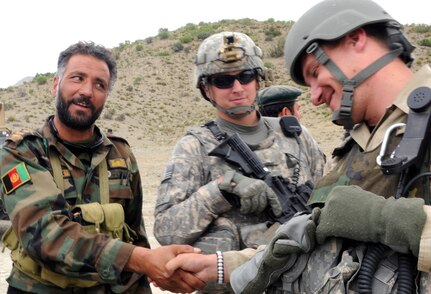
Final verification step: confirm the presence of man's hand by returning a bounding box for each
[165,253,219,283]
[126,245,205,293]
[230,211,317,293]
[219,171,281,216]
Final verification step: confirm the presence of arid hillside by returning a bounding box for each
[0,19,430,294]
[1,19,430,156]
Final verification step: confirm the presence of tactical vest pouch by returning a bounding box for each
[2,225,18,252]
[102,203,125,240]
[192,217,240,253]
[73,202,105,234]
[240,221,277,248]
[192,217,237,294]
[2,203,136,288]
[2,225,100,288]
[73,202,134,242]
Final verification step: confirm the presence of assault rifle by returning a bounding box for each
[209,132,313,223]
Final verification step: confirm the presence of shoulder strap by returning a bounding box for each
[98,159,109,204]
[204,120,226,142]
[263,116,282,133]
[48,149,110,204]
[48,149,64,195]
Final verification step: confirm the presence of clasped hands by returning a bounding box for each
[127,244,206,293]
[157,185,427,292]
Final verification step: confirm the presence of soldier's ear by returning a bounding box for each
[52,75,59,97]
[280,107,292,117]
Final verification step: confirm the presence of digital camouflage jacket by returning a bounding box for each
[0,117,150,294]
[154,116,325,254]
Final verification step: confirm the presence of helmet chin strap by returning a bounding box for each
[307,42,403,130]
[211,99,256,119]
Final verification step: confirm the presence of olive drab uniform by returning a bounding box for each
[154,116,325,252]
[0,116,151,294]
[264,65,431,293]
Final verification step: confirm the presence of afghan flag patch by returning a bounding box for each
[1,162,31,194]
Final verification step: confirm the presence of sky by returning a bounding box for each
[0,0,429,89]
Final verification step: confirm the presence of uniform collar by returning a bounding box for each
[350,65,431,152]
[41,116,112,155]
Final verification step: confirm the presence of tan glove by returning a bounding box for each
[219,171,282,216]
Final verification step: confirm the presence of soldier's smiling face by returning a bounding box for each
[52,54,110,130]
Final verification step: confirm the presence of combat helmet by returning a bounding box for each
[194,31,270,118]
[195,32,271,91]
[284,0,415,130]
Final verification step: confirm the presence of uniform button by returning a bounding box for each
[102,269,110,278]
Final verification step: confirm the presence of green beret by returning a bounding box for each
[257,85,302,107]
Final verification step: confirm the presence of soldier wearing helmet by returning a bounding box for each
[153,32,325,293]
[194,31,270,120]
[161,1,431,293]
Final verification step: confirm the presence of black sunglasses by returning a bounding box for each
[207,70,257,89]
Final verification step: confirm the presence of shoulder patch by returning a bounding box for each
[161,164,174,183]
[108,158,127,169]
[1,162,31,194]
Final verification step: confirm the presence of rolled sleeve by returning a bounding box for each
[96,239,136,282]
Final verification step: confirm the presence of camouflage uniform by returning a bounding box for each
[157,30,325,293]
[0,116,151,294]
[229,65,431,293]
[154,116,325,253]
[288,65,431,294]
[227,0,431,291]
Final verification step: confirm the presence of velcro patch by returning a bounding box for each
[161,164,174,183]
[1,162,31,194]
[108,158,127,169]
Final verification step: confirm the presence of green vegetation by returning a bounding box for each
[410,24,431,33]
[0,19,429,146]
[418,38,431,47]
[158,28,170,40]
[33,73,52,85]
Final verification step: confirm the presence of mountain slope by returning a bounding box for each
[1,19,429,156]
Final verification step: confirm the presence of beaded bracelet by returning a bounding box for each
[216,250,224,284]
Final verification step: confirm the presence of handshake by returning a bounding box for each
[152,185,426,293]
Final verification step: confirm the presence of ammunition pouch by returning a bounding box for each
[1,202,137,289]
[72,202,136,242]
[192,217,240,254]
[240,221,279,248]
[192,217,238,294]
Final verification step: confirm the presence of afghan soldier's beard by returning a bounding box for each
[55,92,103,131]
